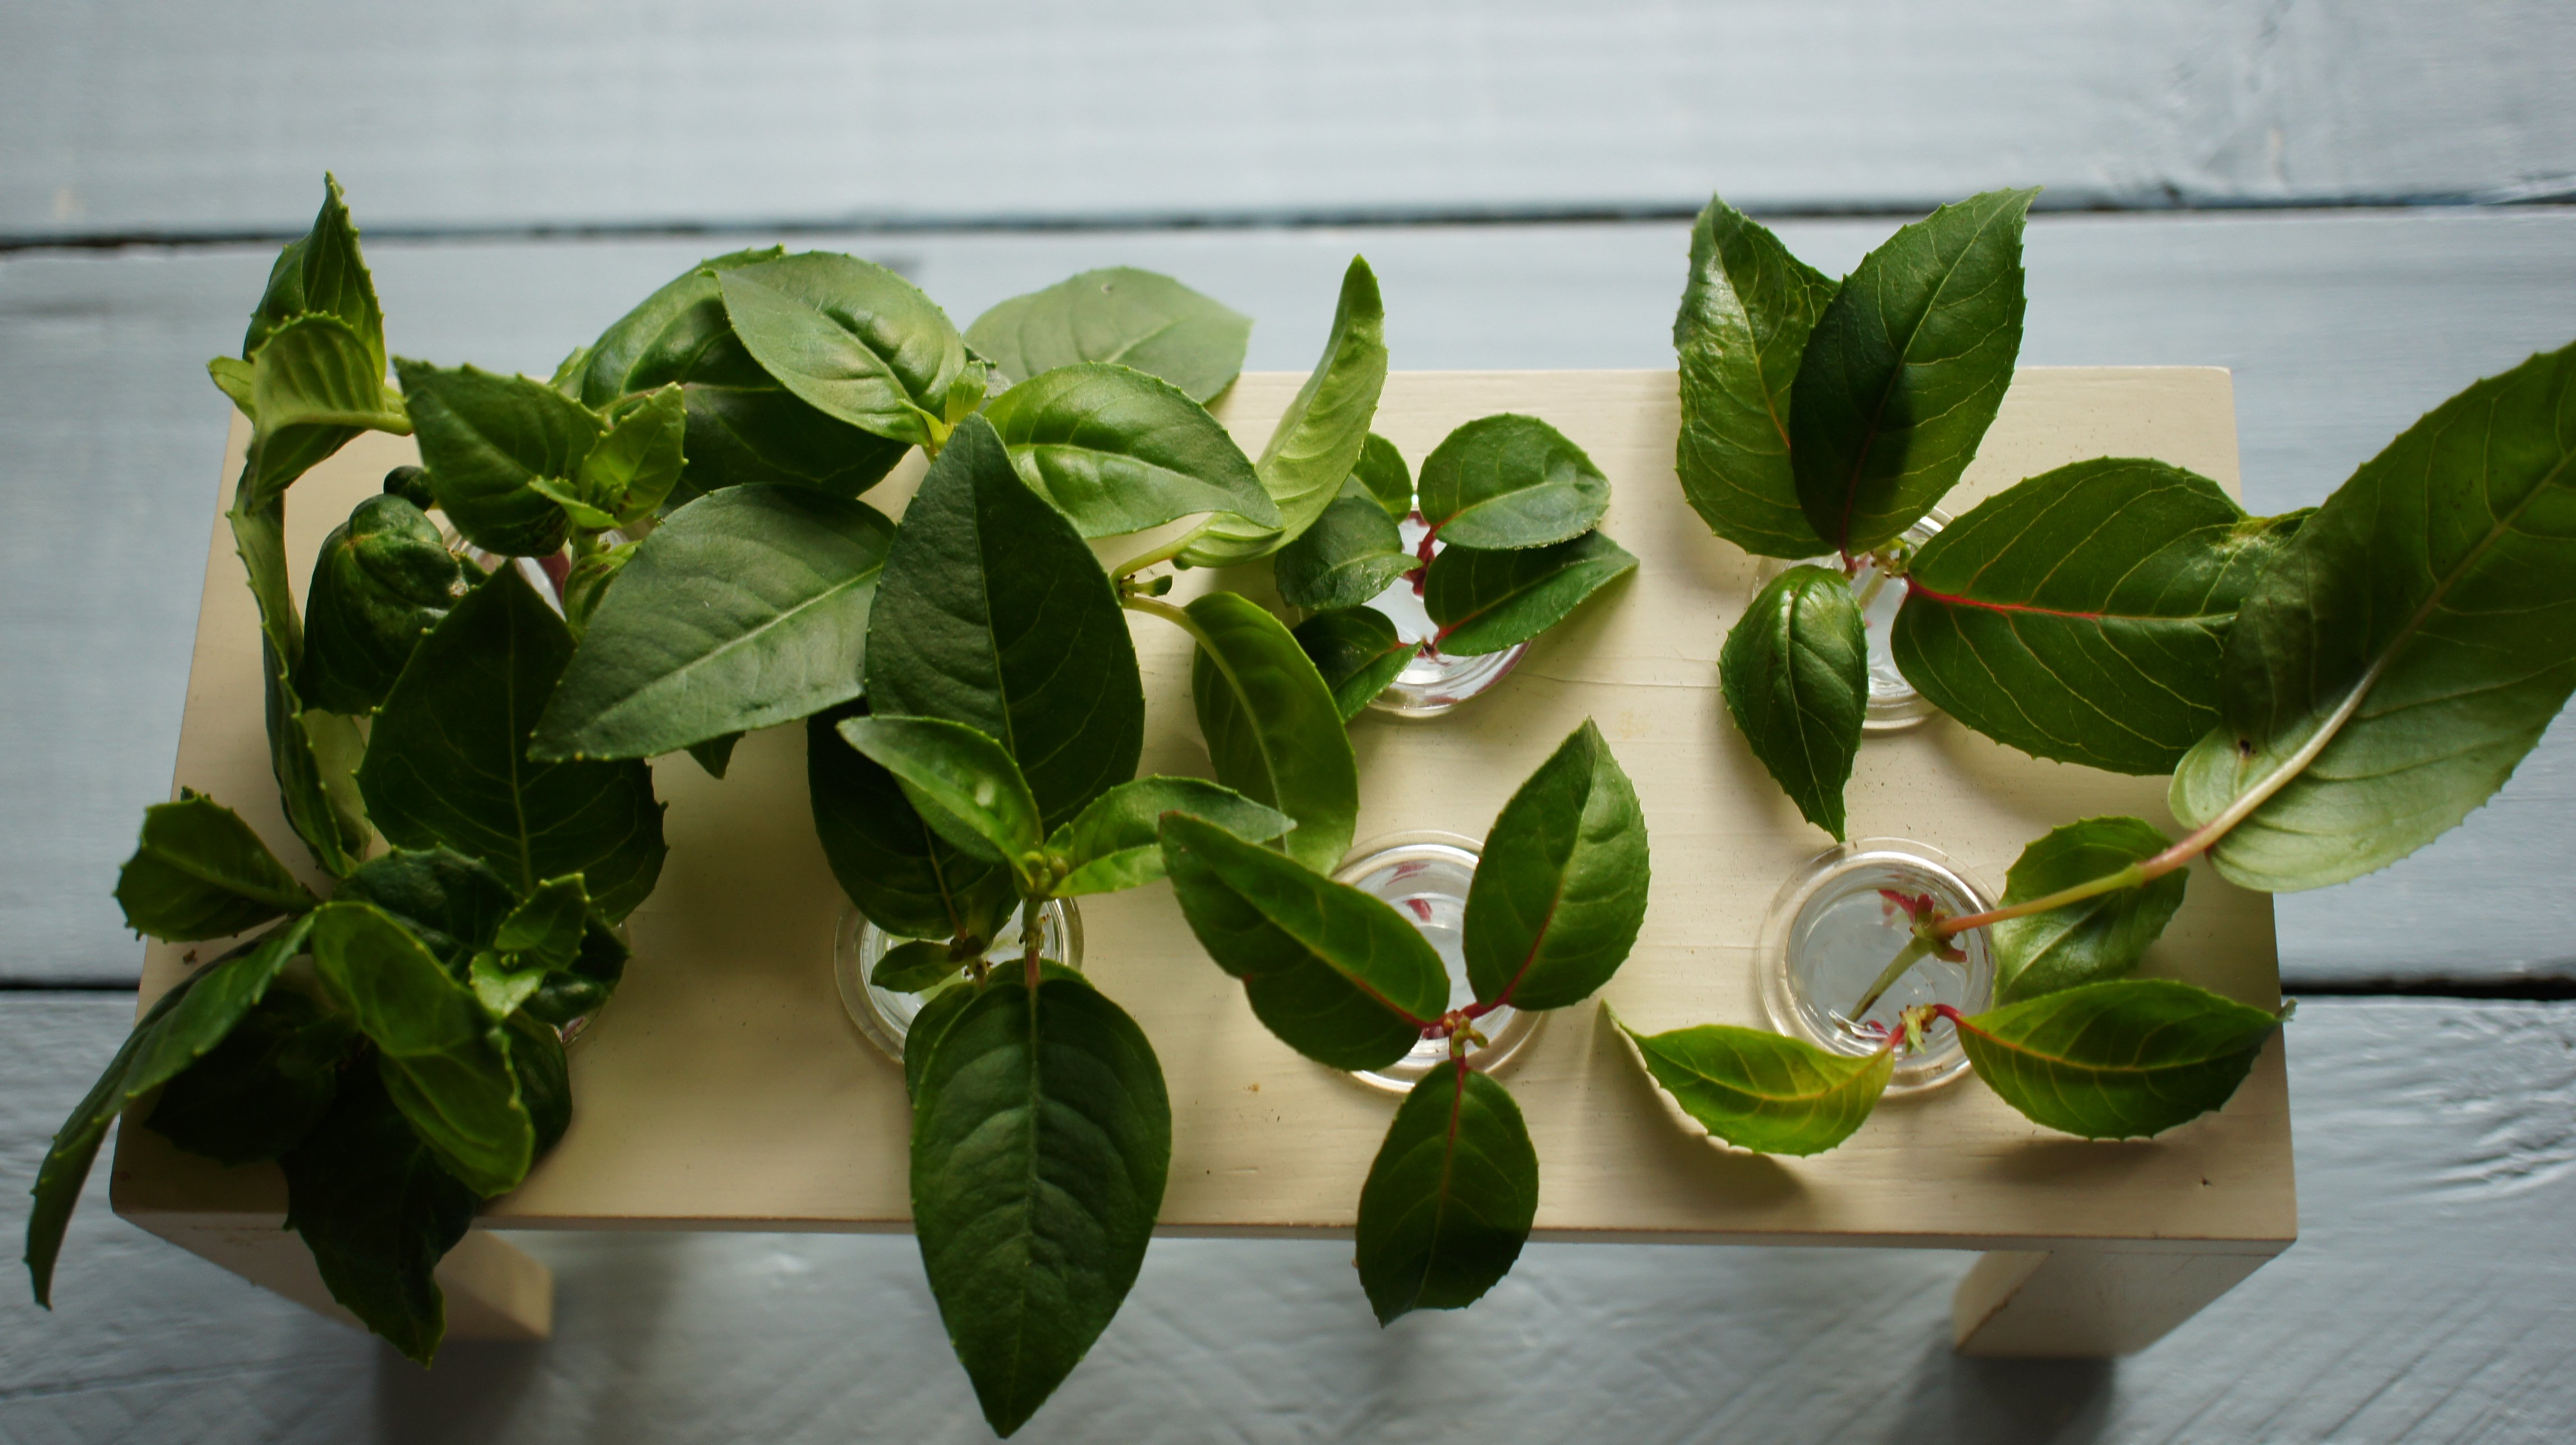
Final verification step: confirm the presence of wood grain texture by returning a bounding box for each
[4,2,2573,240]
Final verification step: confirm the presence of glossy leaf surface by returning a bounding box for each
[1291,606,1412,722]
[1721,565,1866,839]
[1184,591,1359,872]
[1424,529,1636,656]
[1673,195,1838,558]
[1992,817,2189,1003]
[719,252,980,448]
[1352,432,1414,518]
[397,360,600,557]
[113,791,319,942]
[1354,1065,1538,1324]
[280,1065,477,1365]
[981,362,1273,537]
[1959,979,2281,1139]
[1045,777,1293,896]
[298,493,459,715]
[146,989,354,1167]
[839,715,1046,885]
[1614,1011,1892,1156]
[1274,482,1411,610]
[807,705,1015,946]
[966,266,1252,403]
[1461,720,1649,1012]
[1416,413,1608,550]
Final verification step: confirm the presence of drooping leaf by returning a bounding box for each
[1275,482,1413,611]
[1179,257,1387,566]
[1353,1064,1538,1324]
[1892,459,2306,774]
[1159,814,1447,1070]
[1461,720,1649,1011]
[1292,606,1413,722]
[1185,591,1360,872]
[807,704,1016,946]
[533,485,896,760]
[1351,432,1414,518]
[244,174,385,374]
[1672,195,1839,558]
[1612,1010,1892,1156]
[1790,188,2035,554]
[864,415,1144,831]
[838,715,1047,887]
[1958,979,2283,1140]
[872,940,964,995]
[298,493,460,715]
[1992,817,2190,1003]
[980,362,1275,539]
[966,267,1253,403]
[396,360,601,557]
[113,791,319,942]
[1424,529,1637,656]
[572,248,909,497]
[360,569,668,920]
[279,1065,479,1365]
[910,977,1170,1437]
[2172,342,2576,891]
[145,988,355,1167]
[1720,565,1867,838]
[575,383,687,526]
[240,314,410,507]
[718,252,982,449]
[1045,777,1294,896]
[25,914,315,1307]
[1416,413,1609,551]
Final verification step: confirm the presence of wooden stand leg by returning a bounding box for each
[1952,1248,2278,1357]
[126,1216,553,1343]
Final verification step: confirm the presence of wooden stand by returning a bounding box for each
[112,367,2296,1356]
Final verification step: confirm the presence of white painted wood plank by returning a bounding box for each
[3,209,2572,985]
[7,994,2572,1442]
[4,2,2572,240]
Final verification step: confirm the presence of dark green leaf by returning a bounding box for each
[806,704,1015,945]
[1159,814,1446,1070]
[966,267,1252,403]
[1185,591,1359,872]
[1180,257,1387,565]
[245,174,385,374]
[1992,817,2189,1003]
[336,847,516,973]
[522,921,628,1029]
[872,940,963,995]
[1292,606,1413,722]
[382,464,437,509]
[1720,565,1867,838]
[981,362,1275,539]
[577,384,687,526]
[1275,483,1413,610]
[495,876,590,972]
[26,917,317,1305]
[903,977,979,1105]
[298,493,460,715]
[240,313,409,508]
[1045,777,1294,896]
[1354,1065,1537,1324]
[505,1010,572,1154]
[113,791,319,942]
[1672,195,1839,558]
[232,494,370,872]
[1424,529,1636,656]
[1892,458,2304,774]
[911,977,1170,1437]
[397,360,601,557]
[864,414,1143,831]
[146,989,354,1167]
[280,1065,478,1365]
[1352,432,1414,518]
[1959,979,2283,1139]
[534,485,896,760]
[718,252,981,448]
[1417,413,1609,551]
[838,715,1047,886]
[1462,720,1648,1011]
[2172,342,2576,891]
[1791,187,2035,553]
[685,732,740,779]
[1612,1010,1892,1156]
[360,569,668,920]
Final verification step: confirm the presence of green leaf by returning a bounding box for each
[245,174,385,375]
[145,989,355,1167]
[1958,979,2283,1139]
[685,732,740,779]
[1891,458,2304,774]
[806,703,1015,945]
[1045,777,1294,896]
[1179,257,1387,566]
[1992,817,2190,1003]
[279,1065,477,1365]
[25,915,315,1306]
[1720,565,1867,838]
[864,414,1143,831]
[533,485,896,761]
[1416,413,1609,551]
[1462,720,1648,1011]
[718,252,981,448]
[2171,342,2576,891]
[982,362,1276,539]
[560,541,634,642]
[1791,187,2036,554]
[1184,591,1360,872]
[468,950,549,1021]
[360,569,668,920]
[910,977,1170,1437]
[1672,195,1839,558]
[113,791,319,941]
[308,902,533,1198]
[871,939,963,995]
[572,248,909,498]
[495,875,590,972]
[505,1010,573,1154]
[521,920,628,1029]
[1274,482,1413,610]
[577,384,687,526]
[1612,1010,1892,1156]
[208,355,257,415]
[397,360,602,557]
[838,715,1047,887]
[1424,529,1637,656]
[336,846,516,971]
[965,266,1252,404]
[1353,1065,1537,1324]
[1291,606,1413,722]
[1352,432,1414,518]
[1158,813,1447,1070]
[903,975,979,1105]
[298,493,460,715]
[240,314,410,508]
[230,491,369,875]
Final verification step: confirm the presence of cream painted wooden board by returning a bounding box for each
[114,367,2292,1251]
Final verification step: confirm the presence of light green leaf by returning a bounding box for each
[1613,1010,1892,1156]
[1185,591,1359,872]
[1992,817,2189,1003]
[1291,606,1413,722]
[245,173,386,375]
[718,252,979,448]
[981,362,1275,537]
[495,875,590,973]
[1417,413,1609,551]
[396,359,602,557]
[1275,482,1414,610]
[468,951,550,1020]
[1721,565,1867,839]
[1672,195,1839,558]
[966,266,1252,404]
[113,791,319,942]
[838,715,1047,889]
[241,314,408,507]
[297,493,459,715]
[1352,432,1414,518]
[560,541,635,642]
[1462,720,1649,1012]
[1959,979,2283,1139]
[279,1064,479,1364]
[576,383,688,526]
[1424,529,1636,656]
[1045,777,1294,896]
[1354,1065,1537,1324]
[806,703,1016,946]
